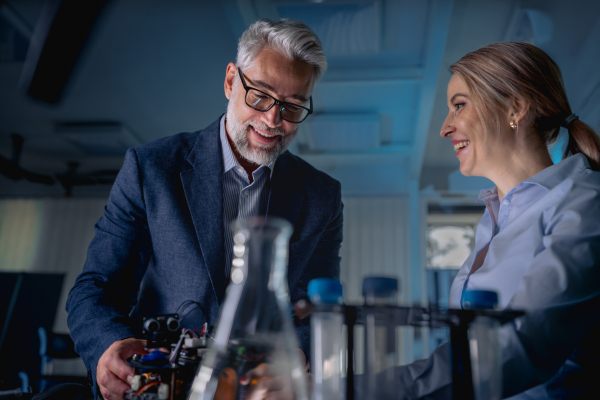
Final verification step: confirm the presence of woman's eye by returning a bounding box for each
[453,102,465,115]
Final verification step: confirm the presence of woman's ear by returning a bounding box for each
[509,97,531,125]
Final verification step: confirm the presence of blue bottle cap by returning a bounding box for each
[308,278,344,304]
[462,290,498,310]
[362,277,398,297]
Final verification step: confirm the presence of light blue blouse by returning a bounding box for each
[449,153,600,398]
[360,154,600,399]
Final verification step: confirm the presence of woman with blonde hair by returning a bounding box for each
[437,42,600,398]
[384,42,600,400]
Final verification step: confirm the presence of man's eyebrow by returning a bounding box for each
[248,77,309,103]
[251,78,276,93]
[289,93,309,103]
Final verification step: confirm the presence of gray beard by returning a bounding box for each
[226,93,295,166]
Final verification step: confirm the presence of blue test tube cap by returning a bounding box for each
[362,277,398,297]
[308,278,344,304]
[462,290,498,310]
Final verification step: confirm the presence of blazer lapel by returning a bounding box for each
[180,119,228,303]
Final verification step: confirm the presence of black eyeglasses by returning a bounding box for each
[237,68,313,123]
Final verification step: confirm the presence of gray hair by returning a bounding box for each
[236,18,327,84]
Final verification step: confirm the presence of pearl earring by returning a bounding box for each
[510,121,517,130]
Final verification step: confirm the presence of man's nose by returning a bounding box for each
[263,103,282,127]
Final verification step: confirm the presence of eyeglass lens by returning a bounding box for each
[245,89,309,122]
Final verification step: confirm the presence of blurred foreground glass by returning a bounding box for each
[188,217,308,400]
[463,290,502,400]
[362,277,399,400]
[308,278,345,400]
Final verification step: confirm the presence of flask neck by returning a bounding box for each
[242,225,289,293]
[231,218,291,291]
[228,218,293,336]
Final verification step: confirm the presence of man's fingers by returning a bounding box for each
[97,338,149,399]
[240,363,271,385]
[115,339,149,381]
[106,353,134,383]
[252,376,284,392]
[297,349,309,371]
[120,338,150,358]
[245,376,293,400]
[98,368,130,399]
[243,376,284,400]
[100,341,136,384]
[99,386,116,400]
[127,339,150,354]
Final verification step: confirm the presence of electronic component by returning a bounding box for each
[124,316,208,400]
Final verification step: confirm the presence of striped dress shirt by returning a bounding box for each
[219,116,274,277]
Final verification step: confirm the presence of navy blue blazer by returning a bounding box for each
[66,117,343,391]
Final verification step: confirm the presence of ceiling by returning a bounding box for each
[1,0,599,198]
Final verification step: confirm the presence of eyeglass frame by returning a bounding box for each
[237,67,313,124]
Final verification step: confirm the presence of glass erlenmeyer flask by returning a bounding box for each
[188,217,308,400]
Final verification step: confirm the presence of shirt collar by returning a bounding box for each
[219,115,275,179]
[526,153,590,190]
[478,186,498,202]
[477,154,591,202]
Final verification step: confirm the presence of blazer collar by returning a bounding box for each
[180,117,228,303]
[181,119,307,304]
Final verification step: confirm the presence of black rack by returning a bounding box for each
[312,304,524,400]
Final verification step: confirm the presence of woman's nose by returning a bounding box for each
[440,114,454,138]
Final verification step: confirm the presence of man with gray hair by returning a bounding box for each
[66,18,343,399]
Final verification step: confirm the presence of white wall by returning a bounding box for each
[0,198,107,332]
[339,197,411,305]
[339,196,416,365]
[0,196,417,364]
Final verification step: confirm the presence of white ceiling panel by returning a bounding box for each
[314,79,419,144]
[304,114,380,151]
[2,0,597,198]
[278,2,381,56]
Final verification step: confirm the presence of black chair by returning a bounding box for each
[19,327,90,394]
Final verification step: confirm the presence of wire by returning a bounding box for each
[169,328,196,365]
[193,322,208,338]
[135,381,159,396]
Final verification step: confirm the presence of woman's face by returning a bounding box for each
[440,74,506,177]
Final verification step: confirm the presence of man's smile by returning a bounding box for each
[250,125,281,145]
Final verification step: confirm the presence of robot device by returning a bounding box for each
[124,314,208,400]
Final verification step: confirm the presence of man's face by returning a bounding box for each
[224,47,314,166]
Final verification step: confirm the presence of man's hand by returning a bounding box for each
[240,363,293,400]
[97,338,149,400]
[239,349,309,400]
[296,349,309,372]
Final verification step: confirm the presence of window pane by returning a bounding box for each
[427,225,475,269]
